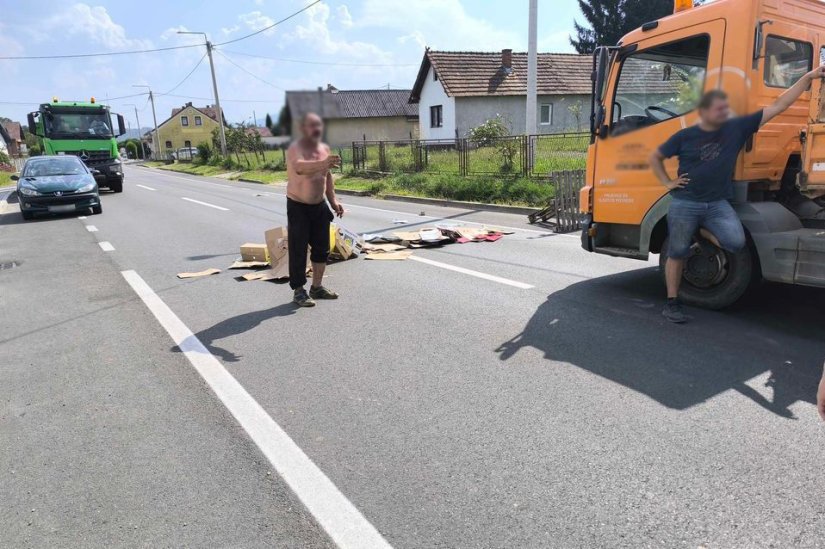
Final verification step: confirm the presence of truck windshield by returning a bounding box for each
[45,111,113,139]
[611,35,710,136]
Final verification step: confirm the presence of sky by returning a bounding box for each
[0,0,584,129]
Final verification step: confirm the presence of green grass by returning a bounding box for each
[336,172,554,207]
[154,162,234,177]
[0,171,13,187]
[234,169,287,184]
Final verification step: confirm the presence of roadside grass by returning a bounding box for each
[336,172,554,207]
[0,171,13,187]
[152,162,233,177]
[234,169,287,184]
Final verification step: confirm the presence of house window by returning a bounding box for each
[165,140,172,148]
[764,35,812,88]
[184,140,191,148]
[433,69,438,82]
[181,115,189,126]
[540,104,553,125]
[430,105,443,128]
[194,115,202,126]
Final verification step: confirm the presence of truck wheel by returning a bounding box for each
[21,211,33,220]
[659,235,756,310]
[110,178,123,193]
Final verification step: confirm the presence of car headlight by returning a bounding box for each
[76,182,96,193]
[18,186,42,197]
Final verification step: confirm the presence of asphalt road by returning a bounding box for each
[2,164,824,548]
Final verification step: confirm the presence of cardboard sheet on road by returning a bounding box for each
[177,268,221,279]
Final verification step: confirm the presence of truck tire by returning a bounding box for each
[659,235,755,310]
[21,211,33,220]
[110,178,123,193]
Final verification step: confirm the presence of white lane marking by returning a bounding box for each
[98,241,115,252]
[151,171,234,188]
[136,184,157,191]
[409,256,534,289]
[85,225,98,232]
[120,270,391,549]
[78,216,87,220]
[181,197,229,211]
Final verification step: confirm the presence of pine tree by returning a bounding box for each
[571,0,675,54]
[264,113,273,130]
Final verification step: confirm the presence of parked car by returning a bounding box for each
[13,155,102,220]
[172,147,199,161]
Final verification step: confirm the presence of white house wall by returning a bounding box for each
[418,66,456,140]
[454,94,591,137]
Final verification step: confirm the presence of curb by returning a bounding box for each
[335,188,372,197]
[380,194,539,215]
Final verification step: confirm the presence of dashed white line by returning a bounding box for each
[85,225,98,232]
[409,256,534,289]
[181,197,229,211]
[78,216,87,220]
[98,241,115,252]
[136,184,157,191]
[120,270,391,549]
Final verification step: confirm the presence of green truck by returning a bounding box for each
[27,98,127,192]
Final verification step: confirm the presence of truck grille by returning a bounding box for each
[66,150,113,166]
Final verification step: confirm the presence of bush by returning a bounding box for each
[0,150,9,164]
[126,141,138,159]
[196,142,212,164]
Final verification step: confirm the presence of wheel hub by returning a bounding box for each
[683,241,729,288]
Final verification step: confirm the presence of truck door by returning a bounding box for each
[592,20,726,226]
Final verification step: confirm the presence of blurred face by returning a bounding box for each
[301,114,324,143]
[699,97,730,126]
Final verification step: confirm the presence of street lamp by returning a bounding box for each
[177,30,227,157]
[124,103,144,159]
[132,85,160,160]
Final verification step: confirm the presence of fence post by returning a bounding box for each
[459,138,467,177]
[378,141,387,172]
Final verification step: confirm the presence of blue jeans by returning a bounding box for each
[666,198,745,259]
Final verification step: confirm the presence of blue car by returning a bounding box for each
[13,155,102,220]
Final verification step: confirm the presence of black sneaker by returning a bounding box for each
[309,286,339,300]
[293,288,316,307]
[662,300,687,323]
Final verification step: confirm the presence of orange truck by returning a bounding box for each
[580,0,825,308]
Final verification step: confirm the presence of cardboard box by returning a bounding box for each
[263,227,291,280]
[240,243,269,263]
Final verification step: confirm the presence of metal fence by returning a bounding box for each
[4,157,27,171]
[553,170,586,233]
[351,132,588,179]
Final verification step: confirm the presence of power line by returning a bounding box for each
[158,53,207,96]
[215,50,284,90]
[218,48,417,67]
[215,0,321,46]
[0,44,201,61]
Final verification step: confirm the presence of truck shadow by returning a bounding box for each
[496,268,824,418]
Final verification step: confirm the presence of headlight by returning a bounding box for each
[76,182,96,193]
[18,186,42,197]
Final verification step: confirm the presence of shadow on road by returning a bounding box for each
[496,267,824,419]
[174,303,297,363]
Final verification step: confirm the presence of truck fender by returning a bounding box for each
[639,193,672,255]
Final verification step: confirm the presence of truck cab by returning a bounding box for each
[28,99,127,193]
[581,0,825,308]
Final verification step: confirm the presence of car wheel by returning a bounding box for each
[92,204,103,215]
[659,235,757,310]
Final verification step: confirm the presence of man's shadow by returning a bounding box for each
[495,268,823,418]
[173,302,296,363]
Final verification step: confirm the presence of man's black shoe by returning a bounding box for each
[662,300,687,323]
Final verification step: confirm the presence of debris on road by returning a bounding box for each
[364,250,413,260]
[240,243,269,262]
[177,268,221,279]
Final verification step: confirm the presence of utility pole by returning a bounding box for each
[253,110,258,128]
[125,103,144,159]
[526,0,538,137]
[133,85,160,160]
[179,31,227,156]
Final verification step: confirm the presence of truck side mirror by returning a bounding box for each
[117,114,126,137]
[27,112,39,137]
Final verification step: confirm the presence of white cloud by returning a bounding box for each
[238,11,276,36]
[39,3,151,50]
[336,5,354,28]
[221,25,241,36]
[359,0,518,51]
[286,3,392,62]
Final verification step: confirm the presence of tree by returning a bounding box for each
[467,115,520,173]
[571,0,674,53]
[276,105,291,136]
[265,113,273,130]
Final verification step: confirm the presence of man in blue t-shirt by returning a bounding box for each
[650,64,825,323]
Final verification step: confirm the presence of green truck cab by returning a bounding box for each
[27,98,127,192]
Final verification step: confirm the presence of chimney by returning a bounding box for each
[186,101,192,107]
[501,49,513,70]
[326,83,338,92]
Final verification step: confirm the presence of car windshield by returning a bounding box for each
[23,158,87,177]
[45,111,113,139]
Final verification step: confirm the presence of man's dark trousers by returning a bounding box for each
[287,198,332,289]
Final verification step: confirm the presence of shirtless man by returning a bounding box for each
[285,113,344,307]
